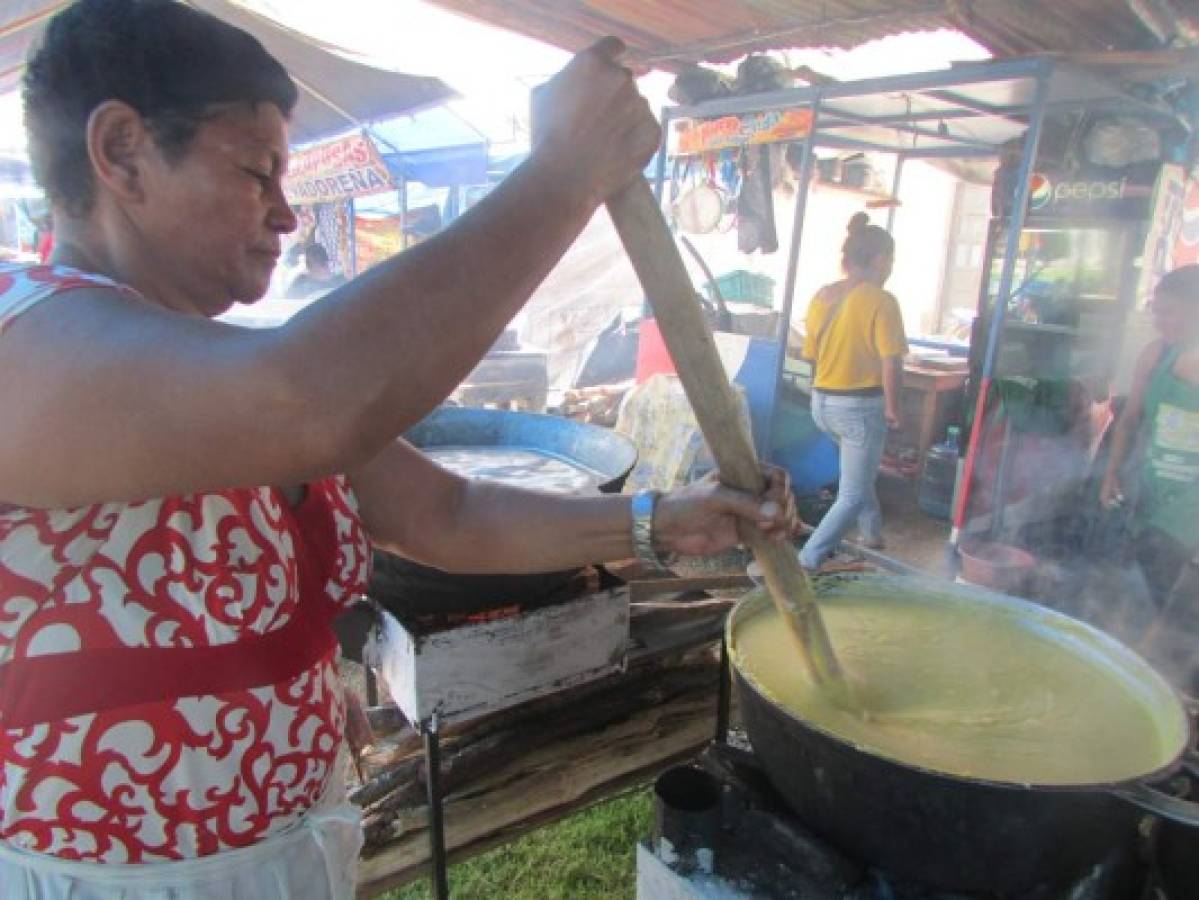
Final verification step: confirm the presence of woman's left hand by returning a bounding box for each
[653,466,799,557]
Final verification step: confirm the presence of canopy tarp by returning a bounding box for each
[0,0,454,145]
[369,106,488,188]
[284,106,489,204]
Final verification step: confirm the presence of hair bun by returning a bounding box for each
[847,212,870,235]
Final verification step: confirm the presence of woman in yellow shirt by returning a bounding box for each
[799,213,907,570]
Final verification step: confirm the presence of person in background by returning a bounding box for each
[1102,265,1199,611]
[267,240,305,297]
[287,241,347,298]
[0,1,797,896]
[799,212,906,571]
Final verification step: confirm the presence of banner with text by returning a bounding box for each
[676,108,813,156]
[285,132,395,204]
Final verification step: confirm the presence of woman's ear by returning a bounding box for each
[85,100,151,204]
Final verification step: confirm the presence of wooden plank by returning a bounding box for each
[629,574,753,603]
[606,177,843,685]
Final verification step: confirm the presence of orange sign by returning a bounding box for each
[354,214,404,273]
[285,132,394,204]
[677,108,814,155]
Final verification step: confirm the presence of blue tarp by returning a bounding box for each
[383,143,488,188]
[368,107,488,188]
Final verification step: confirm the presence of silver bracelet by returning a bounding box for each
[630,489,671,572]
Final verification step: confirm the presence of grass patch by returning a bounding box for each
[382,788,653,900]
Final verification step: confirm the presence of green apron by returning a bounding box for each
[1140,345,1199,551]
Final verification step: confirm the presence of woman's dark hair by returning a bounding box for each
[842,212,895,273]
[1156,265,1199,303]
[23,0,298,216]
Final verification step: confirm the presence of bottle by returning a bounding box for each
[946,425,961,452]
[919,427,962,520]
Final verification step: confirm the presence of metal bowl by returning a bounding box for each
[370,407,637,617]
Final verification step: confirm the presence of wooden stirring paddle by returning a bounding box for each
[606,178,845,686]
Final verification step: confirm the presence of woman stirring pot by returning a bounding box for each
[0,2,797,896]
[799,213,907,572]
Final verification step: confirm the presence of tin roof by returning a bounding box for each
[426,0,1159,69]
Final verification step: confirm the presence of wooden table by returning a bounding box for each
[886,365,967,476]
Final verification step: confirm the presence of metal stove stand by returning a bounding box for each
[421,712,450,900]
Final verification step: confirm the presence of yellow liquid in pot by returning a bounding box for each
[732,589,1177,785]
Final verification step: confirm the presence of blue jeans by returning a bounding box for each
[799,392,886,569]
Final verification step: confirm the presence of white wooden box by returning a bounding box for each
[366,590,629,728]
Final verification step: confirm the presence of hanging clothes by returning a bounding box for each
[737,145,777,254]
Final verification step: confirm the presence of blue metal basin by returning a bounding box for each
[405,406,637,494]
[370,407,638,619]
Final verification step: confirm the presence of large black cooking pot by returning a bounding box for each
[370,406,637,617]
[1155,748,1199,898]
[727,574,1199,895]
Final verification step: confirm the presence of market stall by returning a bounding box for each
[281,106,489,279]
[8,3,1199,899]
[646,56,1190,568]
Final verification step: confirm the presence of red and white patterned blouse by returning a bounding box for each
[0,263,372,863]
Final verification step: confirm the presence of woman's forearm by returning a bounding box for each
[881,355,903,415]
[1103,411,1137,489]
[430,480,634,574]
[352,438,796,575]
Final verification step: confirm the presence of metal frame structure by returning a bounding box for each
[650,56,1186,555]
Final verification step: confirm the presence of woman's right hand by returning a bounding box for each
[530,38,660,207]
[885,405,902,430]
[1100,473,1125,509]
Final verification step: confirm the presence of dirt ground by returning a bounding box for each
[873,473,953,575]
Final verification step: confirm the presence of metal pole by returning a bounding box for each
[765,101,822,460]
[667,58,1046,122]
[346,197,357,278]
[423,714,449,900]
[652,108,672,204]
[982,84,1049,378]
[776,103,820,349]
[813,106,996,152]
[950,67,1051,550]
[398,178,408,251]
[715,632,731,744]
[887,153,906,233]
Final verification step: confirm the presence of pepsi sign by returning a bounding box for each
[1028,169,1153,218]
[994,163,1158,220]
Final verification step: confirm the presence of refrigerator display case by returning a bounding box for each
[971,217,1144,384]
